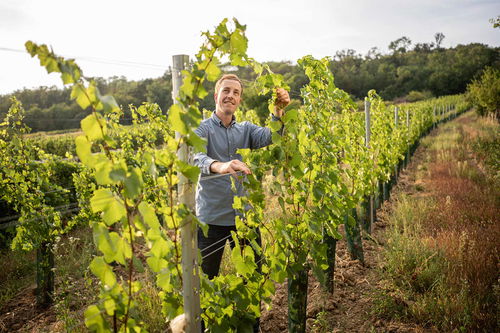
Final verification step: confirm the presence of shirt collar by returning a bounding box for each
[211,111,236,127]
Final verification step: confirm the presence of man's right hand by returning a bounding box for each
[210,160,251,176]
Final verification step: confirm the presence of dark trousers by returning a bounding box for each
[198,224,261,332]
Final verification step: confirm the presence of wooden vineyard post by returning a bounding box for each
[172,54,201,333]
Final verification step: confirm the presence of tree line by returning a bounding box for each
[1,34,498,132]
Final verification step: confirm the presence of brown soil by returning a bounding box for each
[0,285,60,333]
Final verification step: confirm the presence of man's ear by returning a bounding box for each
[214,92,218,104]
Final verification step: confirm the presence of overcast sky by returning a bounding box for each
[1,0,498,95]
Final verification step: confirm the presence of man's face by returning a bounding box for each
[214,79,242,116]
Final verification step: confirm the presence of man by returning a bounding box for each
[193,73,289,330]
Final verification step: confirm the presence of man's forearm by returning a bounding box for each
[209,161,222,173]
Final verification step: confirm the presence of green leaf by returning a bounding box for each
[176,160,200,184]
[180,73,195,99]
[138,202,160,229]
[230,53,247,67]
[25,41,36,56]
[44,57,59,74]
[231,243,256,277]
[90,256,116,287]
[102,198,127,226]
[103,298,116,316]
[282,109,299,123]
[233,196,243,210]
[268,103,275,114]
[272,131,282,144]
[168,104,188,135]
[198,221,209,237]
[90,189,126,226]
[59,59,81,84]
[290,151,302,167]
[230,30,248,54]
[269,120,282,132]
[157,271,173,292]
[100,232,125,264]
[94,160,114,185]
[187,129,207,152]
[150,237,169,258]
[109,163,127,182]
[61,71,74,85]
[75,135,94,166]
[124,167,143,199]
[205,61,221,82]
[84,305,109,331]
[90,189,115,212]
[94,224,118,263]
[147,256,168,273]
[81,113,106,140]
[86,82,100,106]
[231,246,249,276]
[71,84,91,110]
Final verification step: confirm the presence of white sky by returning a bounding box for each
[1,0,499,95]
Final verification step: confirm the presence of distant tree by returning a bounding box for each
[490,16,500,28]
[434,32,445,49]
[389,36,412,54]
[413,43,434,53]
[366,47,382,59]
[146,77,172,113]
[466,66,500,120]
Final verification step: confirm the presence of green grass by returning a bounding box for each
[52,227,98,332]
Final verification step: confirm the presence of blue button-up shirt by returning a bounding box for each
[193,112,280,226]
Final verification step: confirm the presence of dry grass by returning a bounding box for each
[375,112,499,331]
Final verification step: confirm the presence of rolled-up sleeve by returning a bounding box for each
[193,124,217,175]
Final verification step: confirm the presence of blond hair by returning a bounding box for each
[214,74,243,95]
